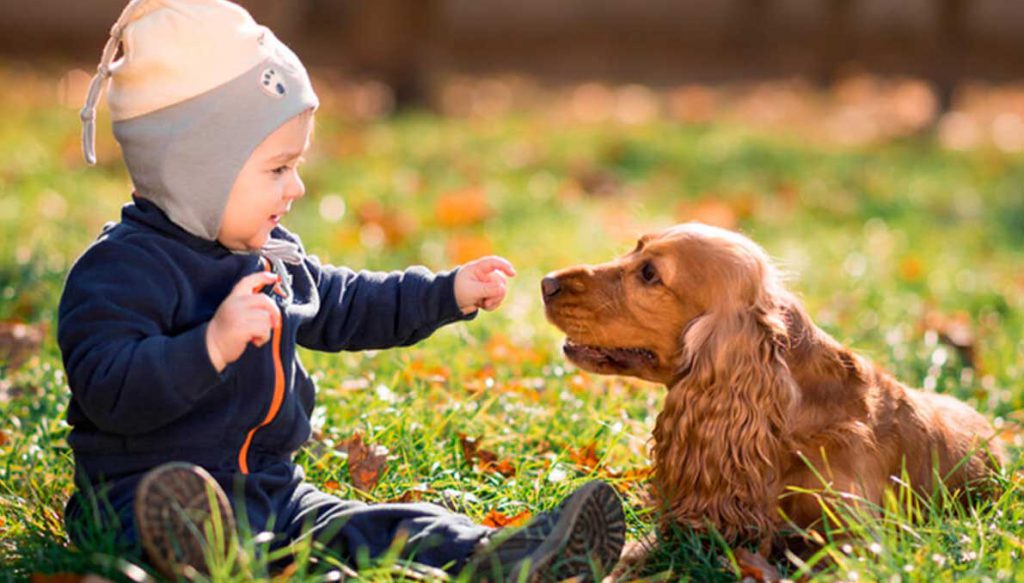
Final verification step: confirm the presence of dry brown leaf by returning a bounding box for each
[733,548,782,582]
[568,442,601,472]
[343,432,388,493]
[0,321,45,372]
[459,433,494,465]
[459,433,516,477]
[480,509,532,529]
[601,466,654,493]
[480,458,517,478]
[389,488,426,504]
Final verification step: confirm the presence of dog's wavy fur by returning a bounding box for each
[543,223,1004,548]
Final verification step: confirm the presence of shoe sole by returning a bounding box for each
[134,462,236,579]
[513,481,626,583]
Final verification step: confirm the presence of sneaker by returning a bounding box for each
[466,481,626,582]
[134,462,236,579]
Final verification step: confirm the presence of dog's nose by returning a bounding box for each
[541,275,562,301]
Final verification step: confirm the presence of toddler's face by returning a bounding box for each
[219,111,313,251]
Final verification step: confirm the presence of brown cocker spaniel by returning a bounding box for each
[542,222,1004,550]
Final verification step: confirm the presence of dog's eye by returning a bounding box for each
[640,261,659,284]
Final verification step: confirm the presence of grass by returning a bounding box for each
[1,65,1023,581]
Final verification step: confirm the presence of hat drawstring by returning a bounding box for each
[260,237,304,266]
[80,0,148,165]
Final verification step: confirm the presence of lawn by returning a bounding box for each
[1,66,1023,582]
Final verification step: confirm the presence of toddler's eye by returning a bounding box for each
[271,165,290,175]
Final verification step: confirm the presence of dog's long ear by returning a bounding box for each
[653,288,796,545]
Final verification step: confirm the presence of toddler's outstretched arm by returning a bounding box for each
[295,254,513,353]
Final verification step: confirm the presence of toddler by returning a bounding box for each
[60,0,625,580]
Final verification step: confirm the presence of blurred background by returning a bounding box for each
[2,0,1024,149]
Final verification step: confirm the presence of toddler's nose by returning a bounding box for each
[286,175,306,200]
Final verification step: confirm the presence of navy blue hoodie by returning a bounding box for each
[58,196,470,485]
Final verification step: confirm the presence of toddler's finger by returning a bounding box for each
[480,270,507,286]
[481,279,507,298]
[474,256,516,278]
[232,271,280,297]
[247,314,274,346]
[247,293,282,327]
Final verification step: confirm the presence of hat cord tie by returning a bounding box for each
[80,0,148,165]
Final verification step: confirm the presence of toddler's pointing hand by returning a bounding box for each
[454,256,516,315]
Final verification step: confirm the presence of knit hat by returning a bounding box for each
[80,0,319,245]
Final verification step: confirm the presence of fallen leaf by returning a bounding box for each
[355,201,416,247]
[485,334,546,366]
[271,561,299,583]
[733,548,782,582]
[601,466,654,493]
[343,433,388,493]
[458,433,516,477]
[459,433,496,465]
[446,234,494,265]
[480,458,517,478]
[568,374,591,392]
[389,488,426,504]
[898,255,924,282]
[435,186,490,228]
[480,509,532,529]
[323,480,340,492]
[0,321,45,372]
[568,442,601,472]
[403,360,450,385]
[675,198,738,230]
[998,425,1024,448]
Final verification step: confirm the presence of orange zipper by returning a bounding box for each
[237,258,286,475]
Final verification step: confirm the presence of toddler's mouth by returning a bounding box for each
[270,207,290,224]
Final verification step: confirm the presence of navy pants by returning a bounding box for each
[65,461,491,573]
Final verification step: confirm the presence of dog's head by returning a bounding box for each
[544,222,798,543]
[543,222,785,385]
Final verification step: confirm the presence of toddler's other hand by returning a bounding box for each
[206,271,282,372]
[454,256,516,314]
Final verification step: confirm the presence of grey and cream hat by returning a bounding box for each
[80,0,319,242]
